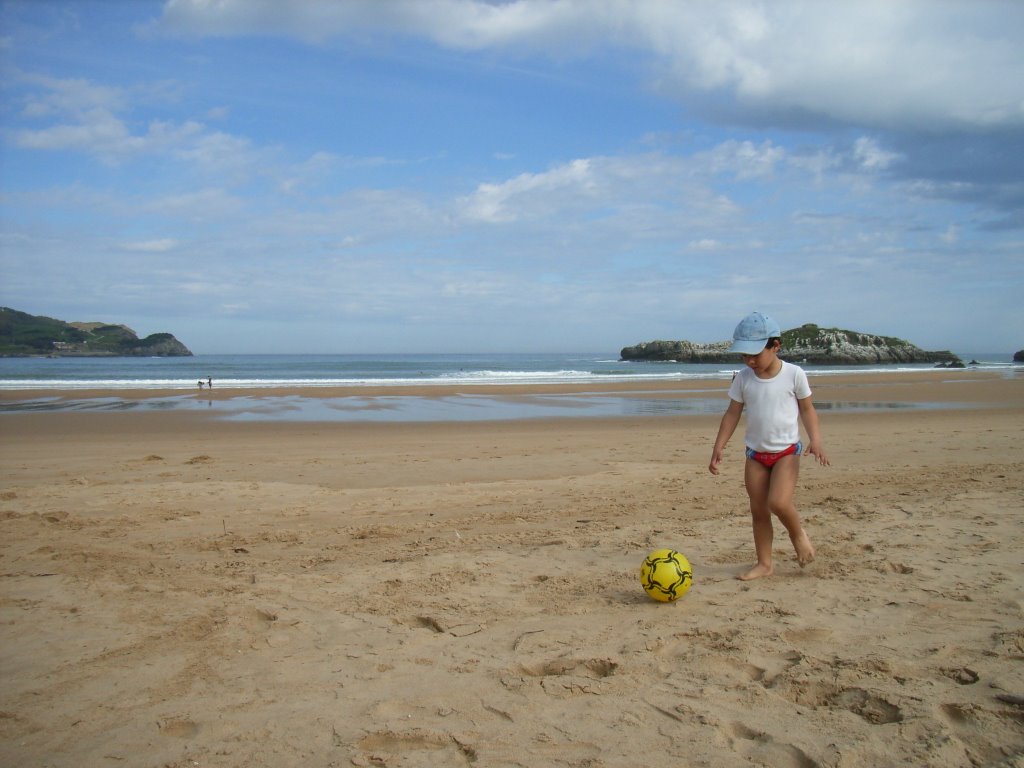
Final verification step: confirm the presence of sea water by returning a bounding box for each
[0,352,1017,421]
[0,351,1017,390]
[0,352,720,389]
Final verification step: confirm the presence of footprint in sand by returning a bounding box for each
[786,681,903,725]
[783,627,832,643]
[519,657,618,679]
[355,730,477,765]
[515,656,618,697]
[745,649,803,687]
[158,717,199,738]
[728,722,817,768]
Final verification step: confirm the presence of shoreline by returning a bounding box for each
[0,367,1018,403]
[0,370,1018,425]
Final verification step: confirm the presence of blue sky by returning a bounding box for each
[1,0,1022,354]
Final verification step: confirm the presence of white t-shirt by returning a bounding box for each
[727,361,812,453]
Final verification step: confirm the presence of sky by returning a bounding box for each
[1,0,1022,355]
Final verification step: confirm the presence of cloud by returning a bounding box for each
[15,115,134,157]
[14,74,137,158]
[15,3,1013,226]
[172,128,260,179]
[458,158,595,223]
[700,139,785,179]
[122,238,178,253]
[18,73,127,118]
[155,0,588,49]
[852,137,899,171]
[452,152,763,251]
[155,0,1024,133]
[146,1,1024,225]
[645,1,1024,132]
[10,72,260,175]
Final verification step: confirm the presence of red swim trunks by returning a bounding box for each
[745,442,801,468]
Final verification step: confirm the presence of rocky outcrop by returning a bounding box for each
[780,325,960,366]
[619,339,733,363]
[1015,350,1024,363]
[621,323,961,366]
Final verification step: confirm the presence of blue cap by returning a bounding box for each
[730,311,781,354]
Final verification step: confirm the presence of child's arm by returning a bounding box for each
[798,396,829,466]
[709,399,744,475]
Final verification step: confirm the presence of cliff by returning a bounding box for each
[621,324,961,366]
[0,307,193,357]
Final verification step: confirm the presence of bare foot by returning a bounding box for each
[737,563,773,581]
[793,531,816,568]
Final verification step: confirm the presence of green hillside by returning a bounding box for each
[0,307,192,357]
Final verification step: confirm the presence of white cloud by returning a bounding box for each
[173,128,259,177]
[15,113,135,156]
[19,73,127,118]
[458,158,595,223]
[701,139,785,179]
[852,137,900,171]
[122,238,178,253]
[157,0,586,48]
[14,76,135,158]
[12,73,262,175]
[788,147,842,182]
[621,1,1024,131]
[455,148,782,237]
[156,0,1024,132]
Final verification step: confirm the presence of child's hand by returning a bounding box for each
[708,448,724,475]
[807,442,830,466]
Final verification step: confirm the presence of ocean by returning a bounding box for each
[0,351,1016,391]
[0,352,1017,421]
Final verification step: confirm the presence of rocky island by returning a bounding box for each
[621,323,962,366]
[0,307,192,357]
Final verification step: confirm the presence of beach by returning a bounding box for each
[1,370,1023,767]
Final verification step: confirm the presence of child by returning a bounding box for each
[708,311,829,580]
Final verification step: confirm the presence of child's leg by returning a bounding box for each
[766,455,815,566]
[741,458,775,580]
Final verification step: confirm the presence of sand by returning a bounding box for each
[1,371,1023,767]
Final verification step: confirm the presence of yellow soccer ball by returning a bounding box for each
[640,548,693,602]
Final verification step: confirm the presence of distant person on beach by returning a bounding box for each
[197,379,204,389]
[207,377,212,388]
[708,311,829,580]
